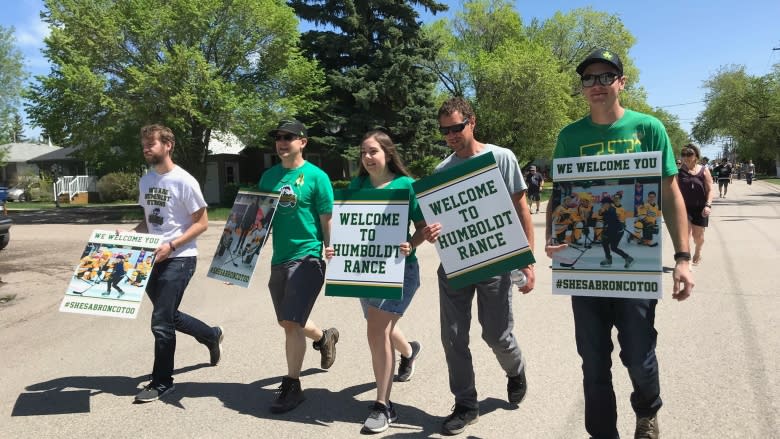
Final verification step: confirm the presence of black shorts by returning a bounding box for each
[268,255,325,325]
[685,205,709,228]
[528,191,541,202]
[718,179,730,187]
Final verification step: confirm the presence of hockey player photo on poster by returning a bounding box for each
[60,230,161,319]
[206,190,278,287]
[551,152,663,299]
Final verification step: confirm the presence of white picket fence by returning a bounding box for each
[54,175,97,201]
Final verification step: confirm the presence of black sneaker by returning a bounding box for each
[208,326,224,366]
[361,401,398,434]
[270,376,305,414]
[441,404,479,436]
[134,383,175,403]
[313,327,339,369]
[624,256,636,269]
[635,414,659,439]
[397,341,422,382]
[507,369,527,405]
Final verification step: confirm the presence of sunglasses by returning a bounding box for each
[681,151,695,157]
[581,72,620,87]
[439,119,470,136]
[274,133,299,142]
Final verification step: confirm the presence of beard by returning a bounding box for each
[145,153,163,166]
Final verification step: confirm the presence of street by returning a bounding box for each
[0,178,778,438]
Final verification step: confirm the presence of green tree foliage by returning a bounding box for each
[693,64,780,165]
[290,0,448,176]
[26,0,325,181]
[9,112,26,143]
[0,25,28,146]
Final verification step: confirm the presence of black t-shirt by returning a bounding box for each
[714,163,732,180]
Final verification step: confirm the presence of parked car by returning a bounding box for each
[7,182,41,202]
[0,216,10,250]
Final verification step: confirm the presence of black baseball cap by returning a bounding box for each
[268,119,307,138]
[576,48,624,76]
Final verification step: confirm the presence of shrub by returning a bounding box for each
[221,183,240,207]
[408,156,440,179]
[97,172,140,202]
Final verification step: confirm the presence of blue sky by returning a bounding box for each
[3,0,779,159]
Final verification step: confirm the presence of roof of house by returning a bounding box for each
[1,142,61,162]
[27,146,81,163]
[207,131,245,156]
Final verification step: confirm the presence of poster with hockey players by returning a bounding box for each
[206,189,278,287]
[550,152,663,299]
[60,230,161,319]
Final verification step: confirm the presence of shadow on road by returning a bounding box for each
[7,206,142,225]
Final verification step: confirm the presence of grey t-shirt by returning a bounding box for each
[435,143,527,194]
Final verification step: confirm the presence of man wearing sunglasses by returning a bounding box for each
[545,49,694,439]
[422,97,535,436]
[257,119,339,414]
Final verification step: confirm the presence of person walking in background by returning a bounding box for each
[526,165,544,214]
[422,97,535,436]
[257,119,339,414]
[677,143,713,266]
[325,129,428,434]
[132,124,224,403]
[713,158,733,198]
[746,160,755,185]
[545,48,694,439]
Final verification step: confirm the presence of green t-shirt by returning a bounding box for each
[348,174,424,263]
[258,161,334,265]
[554,109,678,177]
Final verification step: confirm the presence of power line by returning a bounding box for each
[656,100,707,108]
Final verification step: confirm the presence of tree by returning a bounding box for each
[0,25,28,145]
[26,0,325,181]
[9,112,26,143]
[290,0,448,177]
[693,64,780,170]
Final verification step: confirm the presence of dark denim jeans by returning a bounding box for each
[571,295,662,439]
[146,257,216,387]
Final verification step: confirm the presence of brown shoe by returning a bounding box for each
[635,414,659,439]
[314,327,339,369]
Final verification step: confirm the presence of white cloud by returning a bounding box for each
[15,15,50,48]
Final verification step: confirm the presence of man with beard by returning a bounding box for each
[131,124,224,403]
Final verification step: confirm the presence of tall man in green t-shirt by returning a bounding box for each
[257,119,339,414]
[545,49,695,439]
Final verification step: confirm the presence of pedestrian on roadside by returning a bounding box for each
[257,119,339,414]
[677,143,713,266]
[325,129,427,434]
[132,124,224,403]
[422,97,536,436]
[526,165,544,214]
[746,159,755,185]
[545,48,694,439]
[713,158,732,198]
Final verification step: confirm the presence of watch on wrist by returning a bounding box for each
[674,251,691,262]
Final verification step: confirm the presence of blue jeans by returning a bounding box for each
[571,296,662,439]
[146,257,217,387]
[360,260,421,317]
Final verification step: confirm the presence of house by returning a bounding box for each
[204,131,247,205]
[0,142,62,185]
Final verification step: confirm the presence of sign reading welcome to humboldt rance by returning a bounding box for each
[207,190,278,288]
[413,152,535,289]
[325,189,410,299]
[60,230,161,319]
[551,151,663,299]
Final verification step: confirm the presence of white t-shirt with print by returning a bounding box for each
[138,165,207,257]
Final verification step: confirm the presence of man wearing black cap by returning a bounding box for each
[526,165,544,213]
[545,49,694,439]
[257,119,339,414]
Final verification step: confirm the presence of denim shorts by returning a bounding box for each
[360,260,421,317]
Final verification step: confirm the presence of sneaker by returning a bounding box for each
[313,327,339,369]
[208,326,224,366]
[270,376,305,414]
[361,401,398,434]
[635,414,659,439]
[397,341,422,382]
[600,258,613,267]
[441,404,479,436]
[507,369,527,405]
[134,383,175,403]
[624,256,635,269]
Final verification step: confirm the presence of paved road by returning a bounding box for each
[1,178,778,438]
